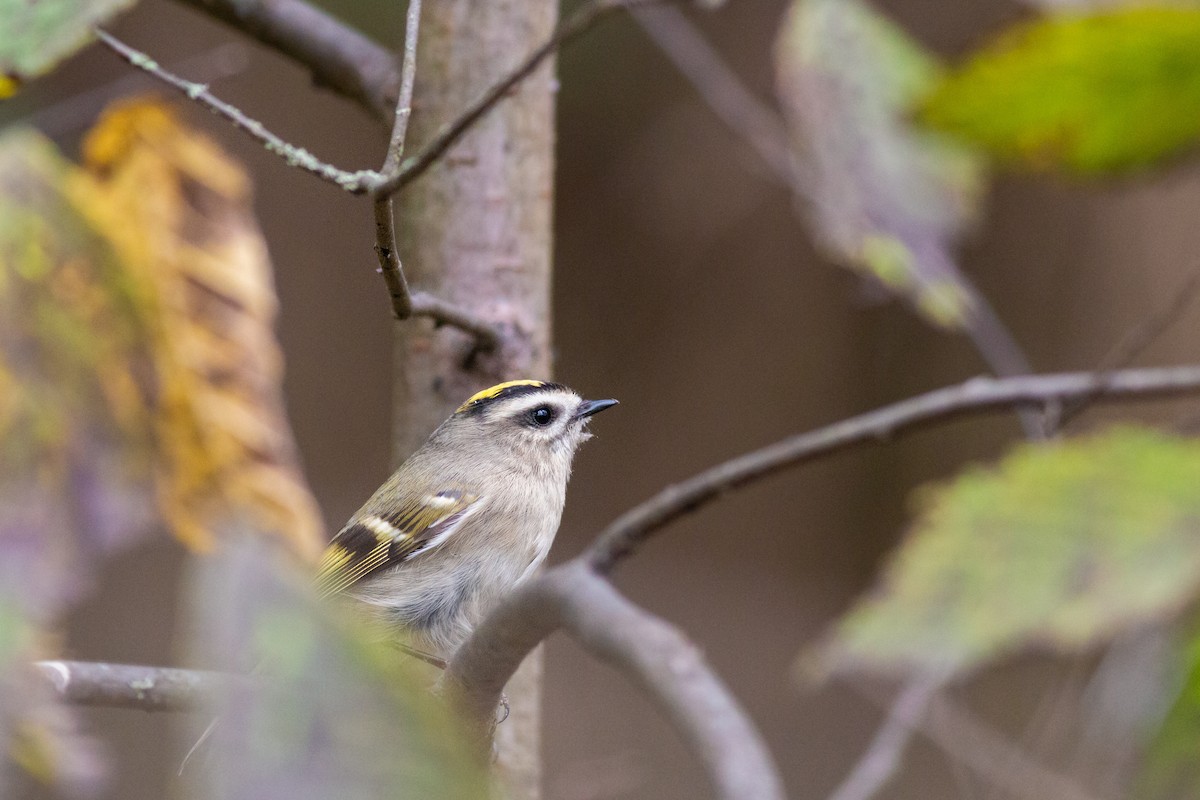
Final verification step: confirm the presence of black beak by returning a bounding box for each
[574,398,619,420]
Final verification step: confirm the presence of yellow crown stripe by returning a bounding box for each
[456,380,547,412]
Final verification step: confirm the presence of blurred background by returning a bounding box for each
[7,0,1200,798]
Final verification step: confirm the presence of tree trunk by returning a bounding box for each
[394,2,558,797]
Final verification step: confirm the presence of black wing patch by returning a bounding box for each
[315,490,480,597]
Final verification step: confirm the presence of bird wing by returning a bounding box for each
[315,489,482,597]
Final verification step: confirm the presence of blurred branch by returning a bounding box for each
[631,5,1041,436]
[444,561,786,800]
[826,677,942,800]
[170,0,400,119]
[371,0,675,198]
[92,28,378,192]
[632,4,794,180]
[850,683,1103,800]
[587,363,1200,571]
[36,660,229,712]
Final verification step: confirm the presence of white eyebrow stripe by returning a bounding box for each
[499,391,577,415]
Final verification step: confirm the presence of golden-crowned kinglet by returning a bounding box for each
[315,380,617,659]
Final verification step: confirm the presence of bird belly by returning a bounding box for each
[348,518,556,658]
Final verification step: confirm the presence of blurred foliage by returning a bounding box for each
[73,99,323,559]
[181,536,487,800]
[0,98,321,792]
[811,428,1200,677]
[0,0,135,98]
[921,6,1200,175]
[773,0,984,328]
[0,129,154,795]
[1137,618,1200,800]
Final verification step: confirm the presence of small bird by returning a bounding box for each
[315,380,617,660]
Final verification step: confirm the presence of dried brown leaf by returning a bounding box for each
[71,98,323,560]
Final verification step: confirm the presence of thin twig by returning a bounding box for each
[826,676,943,800]
[587,364,1200,571]
[35,660,229,712]
[850,683,1102,800]
[373,198,413,318]
[382,0,422,180]
[444,562,786,800]
[372,0,671,198]
[32,42,251,136]
[169,0,400,119]
[92,28,378,193]
[372,0,423,320]
[1051,269,1200,434]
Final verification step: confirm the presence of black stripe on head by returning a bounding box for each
[456,381,568,416]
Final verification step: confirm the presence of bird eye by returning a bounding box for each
[528,406,556,426]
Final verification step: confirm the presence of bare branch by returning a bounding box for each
[36,660,229,712]
[373,0,671,198]
[587,364,1200,571]
[94,25,500,345]
[92,28,377,193]
[444,562,786,800]
[372,0,423,320]
[169,0,400,119]
[826,677,942,800]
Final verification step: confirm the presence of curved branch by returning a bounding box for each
[587,364,1200,571]
[444,561,786,800]
[170,0,400,119]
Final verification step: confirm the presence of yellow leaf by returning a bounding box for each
[71,98,324,561]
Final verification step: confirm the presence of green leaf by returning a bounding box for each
[181,536,488,800]
[810,428,1200,677]
[0,0,135,93]
[774,0,985,328]
[921,7,1200,175]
